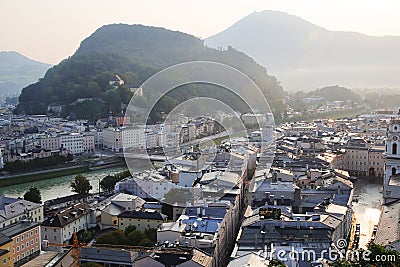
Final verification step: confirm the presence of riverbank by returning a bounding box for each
[89,159,126,171]
[0,165,89,187]
[0,166,128,202]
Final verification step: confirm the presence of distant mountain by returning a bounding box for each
[305,85,362,102]
[205,10,400,91]
[16,24,285,120]
[0,51,51,97]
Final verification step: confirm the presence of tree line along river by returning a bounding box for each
[0,160,155,202]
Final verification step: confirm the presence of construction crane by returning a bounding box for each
[43,229,84,267]
[43,229,192,267]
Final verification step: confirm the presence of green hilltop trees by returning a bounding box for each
[16,24,284,122]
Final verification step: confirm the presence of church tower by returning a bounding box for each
[383,116,400,203]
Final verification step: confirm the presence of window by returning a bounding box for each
[393,143,398,155]
[16,246,20,252]
[392,167,396,176]
[16,237,19,243]
[21,235,24,241]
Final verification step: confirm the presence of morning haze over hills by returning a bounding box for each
[4,10,400,120]
[0,51,51,97]
[205,10,400,91]
[15,24,284,120]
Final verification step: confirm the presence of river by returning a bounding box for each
[0,160,155,202]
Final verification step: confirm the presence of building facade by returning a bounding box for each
[0,197,43,228]
[384,119,400,203]
[41,203,95,251]
[0,222,41,266]
[0,234,13,267]
[343,138,385,177]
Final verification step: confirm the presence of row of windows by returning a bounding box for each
[14,238,38,253]
[347,161,381,166]
[15,229,38,243]
[14,247,39,263]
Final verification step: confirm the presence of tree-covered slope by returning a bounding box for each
[16,24,284,120]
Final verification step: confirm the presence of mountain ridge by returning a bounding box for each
[0,51,51,96]
[16,24,285,120]
[205,10,400,91]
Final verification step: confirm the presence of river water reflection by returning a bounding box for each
[0,160,154,202]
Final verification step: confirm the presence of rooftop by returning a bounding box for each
[41,203,91,228]
[0,221,40,238]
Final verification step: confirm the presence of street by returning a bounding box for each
[352,177,383,249]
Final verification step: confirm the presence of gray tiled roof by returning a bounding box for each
[41,203,91,228]
[375,201,400,249]
[79,247,134,264]
[0,221,39,238]
[0,232,11,246]
[0,196,41,224]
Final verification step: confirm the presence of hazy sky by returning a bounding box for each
[1,0,399,64]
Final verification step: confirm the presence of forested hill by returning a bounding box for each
[16,24,285,121]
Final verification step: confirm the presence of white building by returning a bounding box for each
[39,135,61,151]
[0,196,44,228]
[41,203,96,251]
[115,171,181,200]
[102,127,122,151]
[60,133,83,154]
[82,134,95,153]
[103,127,146,151]
[384,119,400,203]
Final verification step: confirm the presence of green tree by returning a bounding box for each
[96,230,127,245]
[66,153,73,161]
[70,174,92,194]
[144,228,157,242]
[126,230,146,246]
[99,175,119,193]
[268,260,286,267]
[23,187,41,203]
[138,238,154,247]
[124,225,137,236]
